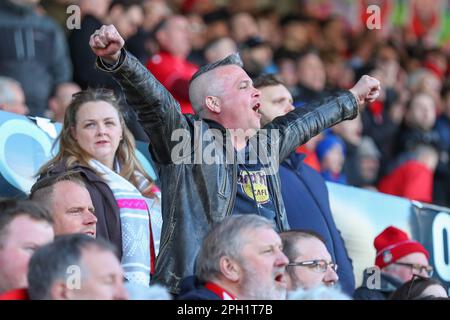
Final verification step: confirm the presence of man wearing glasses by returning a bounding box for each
[280,230,339,291]
[354,226,433,300]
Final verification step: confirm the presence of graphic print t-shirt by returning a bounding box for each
[232,145,277,223]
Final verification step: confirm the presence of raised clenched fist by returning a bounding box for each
[349,75,381,107]
[89,25,125,64]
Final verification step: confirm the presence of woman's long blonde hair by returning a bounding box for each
[38,89,155,191]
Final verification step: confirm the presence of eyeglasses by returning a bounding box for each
[287,259,338,273]
[393,262,434,277]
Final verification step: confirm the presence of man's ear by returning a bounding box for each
[219,256,240,283]
[49,280,73,300]
[205,96,221,114]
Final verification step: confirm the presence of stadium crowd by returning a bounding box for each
[0,0,449,300]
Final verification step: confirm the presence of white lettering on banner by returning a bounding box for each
[432,212,450,281]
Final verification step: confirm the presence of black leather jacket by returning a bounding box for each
[97,50,358,293]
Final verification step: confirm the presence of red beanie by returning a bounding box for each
[374,226,429,269]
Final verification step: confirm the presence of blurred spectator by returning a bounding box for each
[280,230,339,291]
[407,68,442,109]
[296,135,323,172]
[378,143,439,203]
[277,15,310,57]
[255,6,282,50]
[0,0,72,116]
[203,37,237,64]
[395,93,440,156]
[423,48,447,86]
[316,134,347,184]
[146,15,199,114]
[0,76,29,115]
[240,37,274,79]
[47,82,81,123]
[227,0,258,14]
[69,0,143,90]
[322,51,355,91]
[230,12,259,45]
[321,16,349,57]
[127,0,172,64]
[186,13,208,66]
[354,226,433,300]
[255,74,355,295]
[202,7,230,43]
[362,66,407,174]
[178,215,288,300]
[349,31,378,79]
[36,89,161,287]
[27,234,128,300]
[30,171,97,237]
[390,275,448,300]
[294,50,327,106]
[332,115,363,185]
[353,136,381,190]
[78,0,111,21]
[0,199,54,298]
[274,52,299,97]
[433,85,450,206]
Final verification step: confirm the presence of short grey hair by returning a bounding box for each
[189,53,243,114]
[195,214,275,283]
[29,171,88,215]
[279,230,326,263]
[0,76,21,104]
[27,234,117,300]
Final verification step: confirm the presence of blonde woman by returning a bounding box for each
[37,89,161,286]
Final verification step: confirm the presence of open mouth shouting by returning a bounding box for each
[252,103,261,116]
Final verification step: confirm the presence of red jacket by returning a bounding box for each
[146,51,198,114]
[378,160,433,203]
[0,288,29,300]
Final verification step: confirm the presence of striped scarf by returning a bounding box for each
[89,159,153,286]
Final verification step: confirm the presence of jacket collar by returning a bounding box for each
[48,161,106,184]
[283,152,306,171]
[204,282,237,300]
[202,117,227,133]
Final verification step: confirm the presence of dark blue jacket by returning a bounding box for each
[177,276,221,300]
[280,152,355,295]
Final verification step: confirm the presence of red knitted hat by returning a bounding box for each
[374,226,429,269]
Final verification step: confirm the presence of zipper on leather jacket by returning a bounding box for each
[267,174,283,231]
[225,158,238,217]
